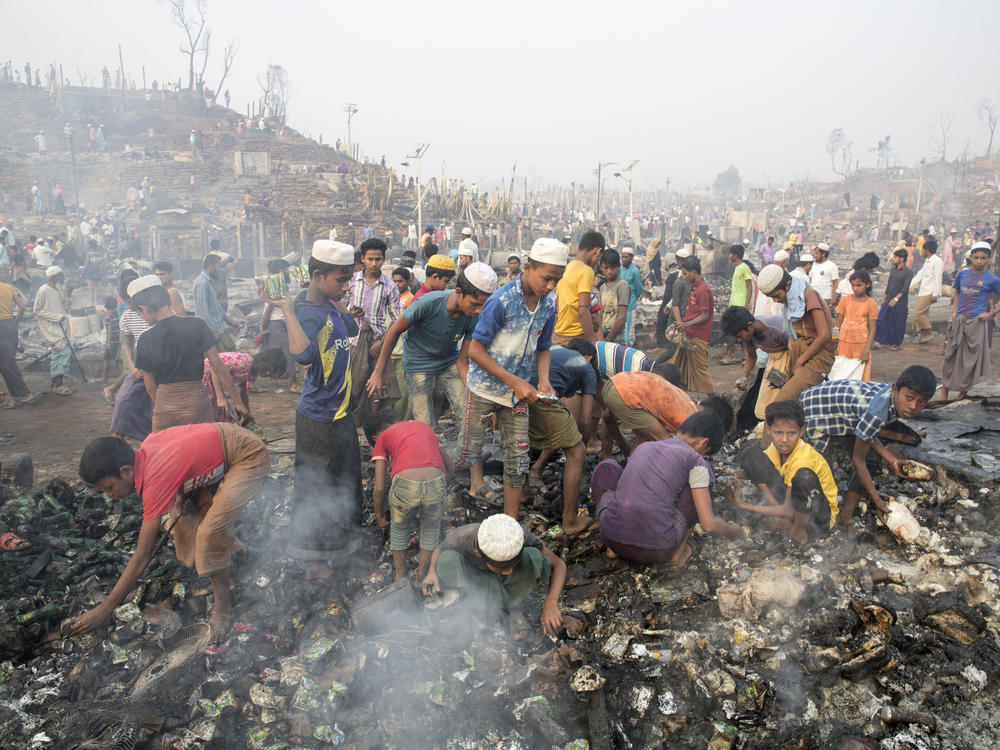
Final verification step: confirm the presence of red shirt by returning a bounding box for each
[134,424,225,521]
[371,421,445,477]
[411,283,431,302]
[683,276,714,343]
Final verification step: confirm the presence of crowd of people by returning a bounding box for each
[0,216,998,644]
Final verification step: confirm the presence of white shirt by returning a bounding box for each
[34,244,54,267]
[910,254,943,297]
[810,260,838,299]
[834,277,852,297]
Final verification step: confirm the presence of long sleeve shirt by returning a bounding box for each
[909,254,943,297]
[192,271,227,336]
[33,283,67,348]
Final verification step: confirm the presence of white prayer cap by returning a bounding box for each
[214,251,232,263]
[773,249,790,263]
[462,262,499,295]
[528,237,569,266]
[281,251,300,265]
[620,246,635,256]
[815,242,830,252]
[950,227,958,234]
[476,514,524,562]
[457,238,477,257]
[127,274,162,297]
[461,226,473,236]
[45,265,64,278]
[757,264,786,295]
[675,247,692,258]
[971,241,992,252]
[311,239,355,265]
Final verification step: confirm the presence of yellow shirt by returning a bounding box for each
[554,259,595,337]
[764,439,839,527]
[0,282,16,321]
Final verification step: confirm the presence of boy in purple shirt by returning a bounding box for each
[591,412,742,564]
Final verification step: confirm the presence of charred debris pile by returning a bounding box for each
[1,421,1000,749]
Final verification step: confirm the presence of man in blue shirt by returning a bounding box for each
[619,247,644,344]
[272,240,360,580]
[192,253,235,351]
[461,238,567,518]
[941,242,1000,400]
[366,262,498,428]
[527,342,598,535]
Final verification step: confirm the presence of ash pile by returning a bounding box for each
[2,417,1000,749]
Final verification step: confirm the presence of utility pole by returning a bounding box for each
[404,143,430,232]
[914,158,925,229]
[614,160,639,219]
[343,103,358,146]
[63,123,80,215]
[594,161,616,221]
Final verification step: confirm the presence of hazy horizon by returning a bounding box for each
[7,0,1000,194]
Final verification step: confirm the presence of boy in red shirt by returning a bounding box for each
[72,423,270,642]
[365,409,452,582]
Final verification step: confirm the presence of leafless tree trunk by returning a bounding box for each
[161,0,210,91]
[826,128,852,179]
[979,100,997,158]
[215,38,238,98]
[258,63,290,121]
[929,112,955,162]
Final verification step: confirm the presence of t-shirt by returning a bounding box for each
[730,262,754,307]
[600,277,630,336]
[954,268,1000,318]
[798,285,834,339]
[598,439,710,550]
[594,341,651,378]
[554,259,595,338]
[810,260,838,299]
[611,371,697,431]
[682,277,714,343]
[751,324,789,353]
[135,315,216,383]
[402,291,477,373]
[439,522,544,572]
[293,299,353,423]
[546,345,597,398]
[0,282,16,320]
[764,439,839,527]
[134,424,226,521]
[371,421,445,477]
[836,295,879,344]
[119,308,149,343]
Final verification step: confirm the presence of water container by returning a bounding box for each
[68,315,91,337]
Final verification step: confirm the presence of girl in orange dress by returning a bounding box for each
[835,270,879,380]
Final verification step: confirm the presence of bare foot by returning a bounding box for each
[563,514,597,536]
[305,560,333,580]
[668,542,693,565]
[208,608,232,643]
[605,548,618,559]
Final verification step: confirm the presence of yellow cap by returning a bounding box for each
[426,254,455,271]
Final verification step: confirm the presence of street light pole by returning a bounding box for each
[613,160,639,220]
[406,143,430,233]
[594,161,616,221]
[343,103,358,147]
[63,122,80,215]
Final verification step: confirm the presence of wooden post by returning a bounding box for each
[299,222,306,253]
[281,216,286,254]
[258,222,266,259]
[142,66,146,91]
[236,224,242,258]
[118,45,126,110]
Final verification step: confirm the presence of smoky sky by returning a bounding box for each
[7,0,1000,192]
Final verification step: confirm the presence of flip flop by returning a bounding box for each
[18,394,36,406]
[471,485,504,508]
[0,395,14,409]
[0,532,30,551]
[563,516,600,540]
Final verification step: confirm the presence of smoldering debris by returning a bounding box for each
[2,419,1000,748]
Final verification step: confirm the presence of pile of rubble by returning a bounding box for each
[2,410,1000,749]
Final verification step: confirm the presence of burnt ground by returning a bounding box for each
[3,325,1000,749]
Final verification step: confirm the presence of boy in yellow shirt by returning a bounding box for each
[728,400,838,544]
[553,230,605,344]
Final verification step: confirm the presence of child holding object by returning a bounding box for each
[730,400,838,544]
[422,513,566,635]
[834,270,879,381]
[365,409,451,582]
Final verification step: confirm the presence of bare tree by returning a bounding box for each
[980,100,997,158]
[215,38,238,98]
[929,112,955,162]
[258,63,290,121]
[160,0,210,91]
[871,135,893,168]
[826,128,853,179]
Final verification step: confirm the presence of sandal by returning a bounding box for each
[50,385,73,396]
[17,393,36,406]
[471,485,504,508]
[0,532,30,551]
[0,395,14,409]
[718,357,742,366]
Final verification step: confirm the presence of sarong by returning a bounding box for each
[170,423,269,576]
[528,399,582,450]
[152,380,214,431]
[110,373,153,441]
[774,336,836,403]
[942,316,992,393]
[874,299,908,347]
[669,337,714,394]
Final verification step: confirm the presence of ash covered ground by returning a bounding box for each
[2,409,1000,750]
